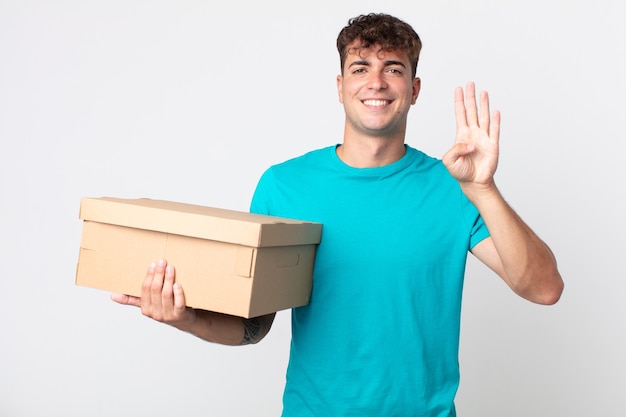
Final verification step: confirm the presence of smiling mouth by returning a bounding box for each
[362,99,392,107]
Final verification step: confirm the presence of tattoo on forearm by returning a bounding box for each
[241,317,262,345]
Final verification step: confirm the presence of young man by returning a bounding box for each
[113,13,563,416]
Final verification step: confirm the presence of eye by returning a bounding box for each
[386,68,403,75]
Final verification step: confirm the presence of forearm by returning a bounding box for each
[174,310,276,346]
[465,183,563,304]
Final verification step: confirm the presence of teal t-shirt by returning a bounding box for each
[250,145,489,417]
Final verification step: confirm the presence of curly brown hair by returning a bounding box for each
[336,13,422,77]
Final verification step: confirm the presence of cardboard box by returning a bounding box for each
[76,197,322,318]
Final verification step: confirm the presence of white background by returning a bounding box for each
[1,0,624,416]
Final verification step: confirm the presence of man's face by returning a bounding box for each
[337,42,421,139]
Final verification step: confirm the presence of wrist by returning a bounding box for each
[459,181,502,208]
[170,308,199,333]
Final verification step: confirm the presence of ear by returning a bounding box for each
[336,74,344,103]
[411,77,421,104]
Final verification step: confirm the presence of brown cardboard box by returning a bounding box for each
[76,197,322,318]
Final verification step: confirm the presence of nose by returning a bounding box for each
[367,72,387,90]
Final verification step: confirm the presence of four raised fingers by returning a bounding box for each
[455,81,493,133]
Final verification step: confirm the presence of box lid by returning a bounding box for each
[79,197,322,247]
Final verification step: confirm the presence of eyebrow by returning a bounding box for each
[348,60,407,68]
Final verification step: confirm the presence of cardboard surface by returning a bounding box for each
[76,197,322,318]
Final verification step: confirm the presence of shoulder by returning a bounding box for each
[258,146,337,183]
[404,145,453,181]
[271,146,336,171]
[250,146,336,214]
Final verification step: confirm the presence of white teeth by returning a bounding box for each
[363,99,389,106]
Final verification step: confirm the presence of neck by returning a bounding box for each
[337,132,407,168]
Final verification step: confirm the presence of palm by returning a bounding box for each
[443,82,500,187]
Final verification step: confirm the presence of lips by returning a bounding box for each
[362,99,392,107]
